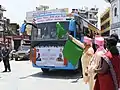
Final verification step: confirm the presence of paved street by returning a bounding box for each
[0,60,89,90]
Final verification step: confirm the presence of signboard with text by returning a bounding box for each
[26,8,68,23]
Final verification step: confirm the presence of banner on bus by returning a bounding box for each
[35,47,65,67]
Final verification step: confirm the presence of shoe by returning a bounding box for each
[8,70,11,72]
[80,75,83,78]
[2,70,7,73]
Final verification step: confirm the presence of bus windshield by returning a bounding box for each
[31,21,69,41]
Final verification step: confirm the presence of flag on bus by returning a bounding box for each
[63,39,83,66]
[56,22,67,39]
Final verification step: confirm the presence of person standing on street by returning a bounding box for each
[80,36,94,84]
[68,35,94,80]
[2,46,11,72]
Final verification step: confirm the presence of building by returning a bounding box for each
[0,5,6,38]
[105,0,120,39]
[100,7,111,36]
[0,5,22,50]
[9,23,19,35]
[0,5,6,23]
[0,5,13,47]
[78,7,98,27]
[0,5,6,46]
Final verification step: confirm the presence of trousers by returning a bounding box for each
[3,57,11,71]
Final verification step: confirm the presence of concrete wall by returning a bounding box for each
[110,0,120,38]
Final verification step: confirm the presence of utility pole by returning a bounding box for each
[2,17,9,47]
[3,19,5,46]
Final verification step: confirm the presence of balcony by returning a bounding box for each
[88,18,98,22]
[89,8,98,14]
[79,9,88,14]
[100,26,110,34]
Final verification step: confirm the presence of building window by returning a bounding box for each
[0,13,2,20]
[89,14,92,19]
[114,7,117,16]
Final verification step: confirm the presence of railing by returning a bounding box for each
[101,18,110,26]
[100,27,110,34]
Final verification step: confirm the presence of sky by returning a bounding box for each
[1,0,110,28]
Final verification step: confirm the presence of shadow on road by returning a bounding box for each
[19,70,82,81]
[15,59,29,61]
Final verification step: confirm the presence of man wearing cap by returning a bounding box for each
[81,36,94,90]
[68,35,94,89]
[81,36,94,80]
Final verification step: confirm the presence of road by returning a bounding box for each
[0,60,89,90]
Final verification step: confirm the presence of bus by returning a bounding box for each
[28,20,82,73]
[24,9,100,73]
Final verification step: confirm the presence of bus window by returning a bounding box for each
[31,22,69,40]
[37,29,41,39]
[31,25,38,40]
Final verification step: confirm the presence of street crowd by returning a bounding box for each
[0,46,11,73]
[69,33,120,90]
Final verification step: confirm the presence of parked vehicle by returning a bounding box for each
[14,45,30,61]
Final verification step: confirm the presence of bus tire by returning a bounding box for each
[41,68,49,73]
[15,57,18,61]
[76,59,82,73]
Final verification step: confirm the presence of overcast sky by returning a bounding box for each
[1,0,110,27]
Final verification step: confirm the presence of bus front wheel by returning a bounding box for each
[41,68,49,73]
[15,57,18,61]
[75,59,82,73]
